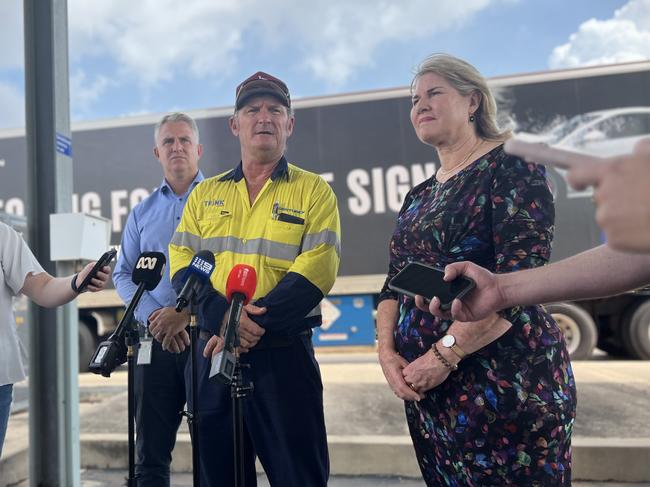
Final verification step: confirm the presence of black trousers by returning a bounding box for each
[134,339,189,487]
[188,334,329,487]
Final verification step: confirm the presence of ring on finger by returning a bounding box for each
[409,383,417,391]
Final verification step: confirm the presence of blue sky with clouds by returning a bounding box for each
[1,0,649,130]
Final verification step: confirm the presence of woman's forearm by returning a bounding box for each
[447,314,512,358]
[376,299,399,353]
[21,272,79,308]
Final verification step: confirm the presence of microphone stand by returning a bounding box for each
[88,281,145,486]
[209,286,255,486]
[231,327,253,487]
[125,320,140,487]
[182,297,201,487]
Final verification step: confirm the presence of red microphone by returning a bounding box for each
[211,265,258,383]
[226,264,257,305]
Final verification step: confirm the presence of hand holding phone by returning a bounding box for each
[504,138,602,169]
[388,262,475,311]
[76,249,117,292]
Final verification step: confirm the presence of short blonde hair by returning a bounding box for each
[412,53,511,141]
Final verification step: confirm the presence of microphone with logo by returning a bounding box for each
[175,250,216,312]
[210,264,257,384]
[89,251,166,377]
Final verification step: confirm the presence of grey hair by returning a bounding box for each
[154,112,200,144]
[412,53,511,141]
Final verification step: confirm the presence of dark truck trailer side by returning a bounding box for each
[2,60,650,364]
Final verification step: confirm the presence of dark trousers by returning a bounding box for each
[188,334,329,487]
[134,339,189,487]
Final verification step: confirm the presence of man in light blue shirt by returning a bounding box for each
[113,112,204,486]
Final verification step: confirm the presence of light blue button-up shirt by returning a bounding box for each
[113,171,204,325]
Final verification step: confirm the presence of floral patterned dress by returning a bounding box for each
[379,145,576,486]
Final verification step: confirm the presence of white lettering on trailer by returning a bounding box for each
[0,198,25,215]
[130,188,150,209]
[347,169,371,216]
[80,192,102,216]
[320,172,334,183]
[346,162,436,216]
[110,190,129,232]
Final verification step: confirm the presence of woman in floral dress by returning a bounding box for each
[376,53,576,486]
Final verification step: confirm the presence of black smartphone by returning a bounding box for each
[388,262,475,310]
[77,249,117,292]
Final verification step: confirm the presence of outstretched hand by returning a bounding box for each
[567,138,650,253]
[76,263,111,292]
[416,261,505,322]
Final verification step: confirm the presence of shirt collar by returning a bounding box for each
[160,170,205,196]
[219,156,290,182]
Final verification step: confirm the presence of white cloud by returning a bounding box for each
[68,0,246,87]
[0,82,25,129]
[67,0,499,89]
[288,0,494,86]
[550,0,650,68]
[0,0,23,70]
[69,69,114,115]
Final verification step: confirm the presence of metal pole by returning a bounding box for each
[23,0,79,485]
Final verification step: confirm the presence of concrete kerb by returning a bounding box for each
[78,435,650,482]
[3,434,650,482]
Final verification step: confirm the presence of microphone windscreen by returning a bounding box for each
[226,264,257,304]
[132,252,167,291]
[183,250,216,283]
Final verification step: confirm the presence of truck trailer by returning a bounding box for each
[2,60,650,366]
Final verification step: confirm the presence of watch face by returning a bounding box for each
[442,335,455,347]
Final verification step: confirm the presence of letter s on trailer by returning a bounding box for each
[2,60,650,364]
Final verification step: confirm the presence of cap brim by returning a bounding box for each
[236,87,290,110]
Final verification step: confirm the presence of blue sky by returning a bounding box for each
[1,0,649,130]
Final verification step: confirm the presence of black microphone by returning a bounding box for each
[210,264,257,383]
[175,250,216,312]
[89,251,166,377]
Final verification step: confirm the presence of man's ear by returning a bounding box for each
[229,116,239,136]
[285,116,295,137]
[153,147,160,159]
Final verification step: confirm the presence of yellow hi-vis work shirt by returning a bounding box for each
[169,158,341,313]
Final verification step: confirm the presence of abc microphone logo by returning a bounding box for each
[136,256,158,270]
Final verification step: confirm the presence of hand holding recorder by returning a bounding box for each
[389,262,475,311]
[74,249,116,293]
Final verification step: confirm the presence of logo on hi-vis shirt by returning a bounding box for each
[203,199,225,208]
[276,204,304,215]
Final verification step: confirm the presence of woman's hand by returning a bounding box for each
[76,263,111,292]
[402,348,452,394]
[378,348,424,402]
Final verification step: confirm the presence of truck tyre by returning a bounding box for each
[621,301,650,360]
[545,302,597,360]
[78,319,96,372]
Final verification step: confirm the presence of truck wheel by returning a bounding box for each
[621,301,650,360]
[546,302,597,360]
[78,320,96,372]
